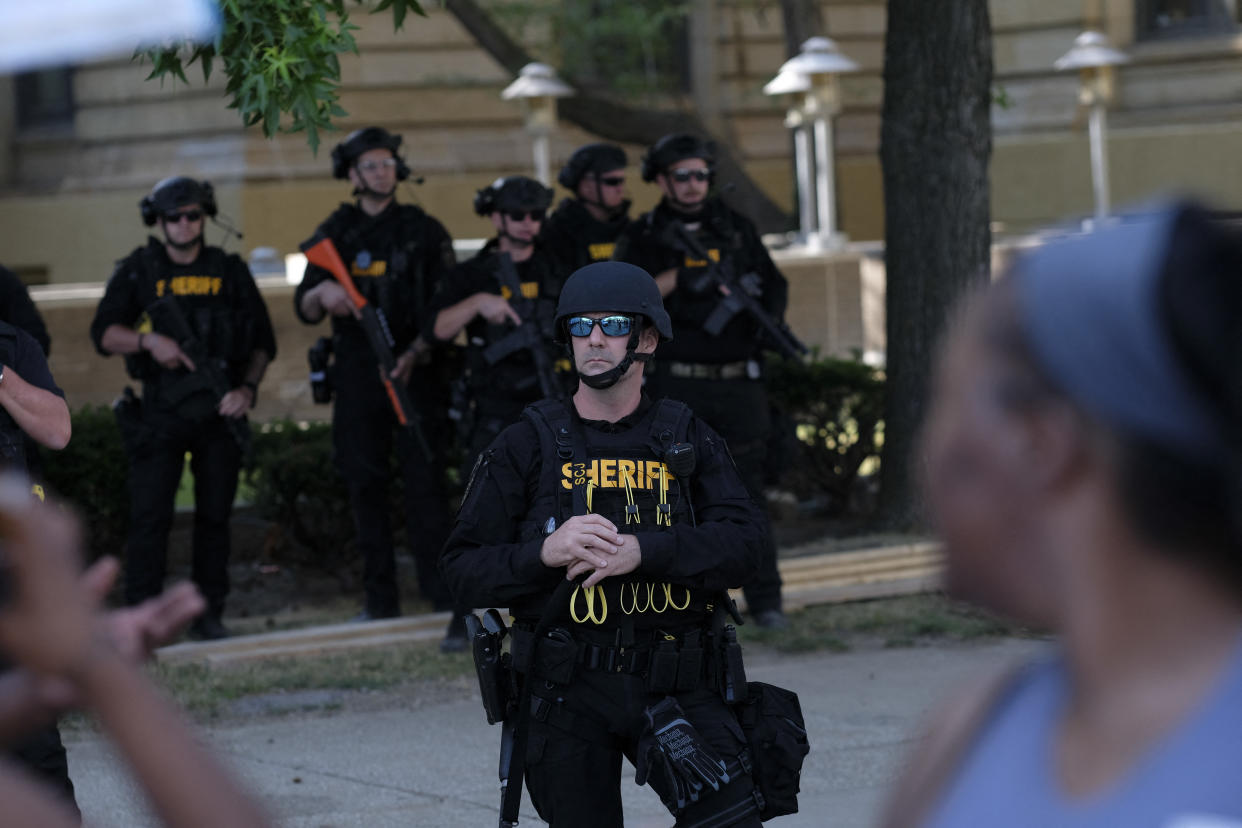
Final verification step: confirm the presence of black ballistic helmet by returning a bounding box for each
[140,177,218,226]
[640,133,716,182]
[558,143,628,190]
[473,176,554,216]
[330,127,411,180]
[554,261,673,343]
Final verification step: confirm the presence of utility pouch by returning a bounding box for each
[533,627,576,686]
[466,613,511,725]
[736,682,810,820]
[675,642,703,692]
[720,625,747,705]
[647,640,680,694]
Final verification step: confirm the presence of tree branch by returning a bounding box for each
[443,0,793,232]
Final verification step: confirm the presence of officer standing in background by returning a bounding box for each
[615,134,790,628]
[295,127,458,627]
[442,262,772,827]
[540,142,632,271]
[428,175,569,466]
[91,176,277,640]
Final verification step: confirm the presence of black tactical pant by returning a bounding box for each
[333,360,452,617]
[125,409,241,615]
[524,672,761,828]
[645,369,783,615]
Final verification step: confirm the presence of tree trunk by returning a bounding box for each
[780,0,825,56]
[443,0,792,232]
[877,0,993,529]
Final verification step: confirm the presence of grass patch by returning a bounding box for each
[152,642,473,719]
[738,593,1026,653]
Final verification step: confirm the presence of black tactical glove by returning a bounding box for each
[634,697,732,812]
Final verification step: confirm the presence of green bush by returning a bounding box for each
[766,353,885,515]
[41,404,130,562]
[243,420,357,571]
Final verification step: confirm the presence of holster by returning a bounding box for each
[112,386,156,455]
[466,612,514,726]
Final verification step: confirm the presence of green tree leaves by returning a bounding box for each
[140,0,424,153]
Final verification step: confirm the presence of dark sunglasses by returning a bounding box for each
[567,315,634,338]
[599,176,626,187]
[505,209,546,222]
[670,169,710,184]
[163,209,203,223]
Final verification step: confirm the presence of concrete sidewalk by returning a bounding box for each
[65,638,1046,827]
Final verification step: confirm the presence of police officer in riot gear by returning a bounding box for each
[429,174,569,466]
[615,134,790,629]
[540,143,632,271]
[295,126,458,626]
[442,261,771,827]
[91,176,277,640]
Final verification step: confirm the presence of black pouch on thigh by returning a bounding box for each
[533,628,577,686]
[736,682,809,820]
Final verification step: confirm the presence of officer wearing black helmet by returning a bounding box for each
[540,142,632,271]
[295,126,458,628]
[614,134,791,628]
[91,176,277,640]
[428,174,570,465]
[442,261,775,827]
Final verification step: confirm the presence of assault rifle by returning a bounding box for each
[150,295,252,461]
[301,234,432,461]
[480,252,562,400]
[663,221,808,361]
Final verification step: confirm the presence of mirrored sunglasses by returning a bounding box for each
[567,315,634,338]
[163,209,203,223]
[670,169,710,183]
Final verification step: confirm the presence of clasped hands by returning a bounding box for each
[539,514,641,588]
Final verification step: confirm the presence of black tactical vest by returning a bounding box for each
[519,398,709,629]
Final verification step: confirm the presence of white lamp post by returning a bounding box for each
[1054,31,1128,227]
[763,66,815,245]
[500,62,574,186]
[775,37,859,251]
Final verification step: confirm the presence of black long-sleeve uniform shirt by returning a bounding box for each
[440,396,764,622]
[539,197,631,274]
[614,197,789,364]
[0,266,50,356]
[295,201,456,356]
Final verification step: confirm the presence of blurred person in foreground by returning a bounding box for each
[0,476,269,827]
[883,201,1242,827]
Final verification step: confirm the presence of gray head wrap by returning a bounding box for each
[1013,204,1227,462]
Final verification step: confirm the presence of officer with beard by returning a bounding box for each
[614,134,790,628]
[540,143,632,271]
[91,176,276,641]
[295,127,458,627]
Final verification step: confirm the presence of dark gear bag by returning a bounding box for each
[736,681,810,820]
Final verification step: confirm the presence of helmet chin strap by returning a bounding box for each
[577,329,652,390]
[579,172,628,220]
[497,216,535,249]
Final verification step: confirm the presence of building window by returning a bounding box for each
[1136,0,1240,38]
[14,68,74,131]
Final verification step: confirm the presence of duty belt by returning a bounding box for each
[665,359,761,381]
[511,625,709,688]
